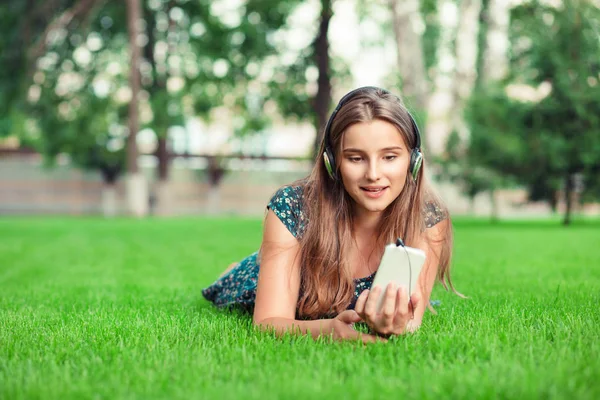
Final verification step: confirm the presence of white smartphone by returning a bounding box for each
[371,243,426,313]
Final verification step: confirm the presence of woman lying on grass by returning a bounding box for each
[202,86,456,343]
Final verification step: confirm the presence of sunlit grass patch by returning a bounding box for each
[1,217,598,399]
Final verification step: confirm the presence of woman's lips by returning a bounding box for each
[360,186,388,198]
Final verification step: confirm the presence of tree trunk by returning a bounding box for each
[479,0,510,221]
[143,1,173,215]
[452,0,482,143]
[469,195,476,215]
[157,0,176,184]
[101,182,118,217]
[489,189,498,222]
[550,191,558,214]
[312,0,333,160]
[143,1,169,181]
[154,137,173,215]
[21,0,37,48]
[126,0,142,176]
[389,0,429,111]
[425,0,459,156]
[206,186,221,215]
[99,166,121,217]
[157,137,168,180]
[563,174,573,226]
[481,0,511,83]
[125,0,148,217]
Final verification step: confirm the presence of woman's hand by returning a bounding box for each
[354,283,421,337]
[328,310,385,343]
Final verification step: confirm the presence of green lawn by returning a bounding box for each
[1,217,599,399]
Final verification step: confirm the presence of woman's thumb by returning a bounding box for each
[410,291,422,308]
[337,310,362,324]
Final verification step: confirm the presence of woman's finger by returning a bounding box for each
[394,284,402,314]
[409,291,421,318]
[397,286,409,316]
[360,332,387,344]
[336,309,363,325]
[351,328,387,344]
[336,322,385,344]
[381,282,397,327]
[354,289,369,316]
[364,285,381,318]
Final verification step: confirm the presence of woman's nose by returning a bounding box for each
[365,160,381,181]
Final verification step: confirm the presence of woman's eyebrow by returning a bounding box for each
[380,146,403,151]
[342,146,403,152]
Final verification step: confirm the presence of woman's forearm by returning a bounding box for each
[254,317,334,340]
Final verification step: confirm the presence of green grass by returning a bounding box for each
[1,217,599,399]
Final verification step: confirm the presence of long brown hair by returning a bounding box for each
[294,88,455,319]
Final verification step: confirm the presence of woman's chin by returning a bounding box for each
[355,200,391,214]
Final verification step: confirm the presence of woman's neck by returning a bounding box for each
[350,210,385,278]
[352,209,382,237]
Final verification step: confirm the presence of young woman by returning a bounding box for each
[202,87,456,343]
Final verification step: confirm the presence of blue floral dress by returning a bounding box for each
[201,185,446,315]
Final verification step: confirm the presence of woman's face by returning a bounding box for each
[339,119,411,216]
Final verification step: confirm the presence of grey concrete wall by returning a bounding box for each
[1,154,598,218]
[0,155,308,216]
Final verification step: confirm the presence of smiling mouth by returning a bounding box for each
[360,186,388,193]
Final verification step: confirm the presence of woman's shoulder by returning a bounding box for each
[423,200,448,229]
[268,183,305,207]
[266,182,307,238]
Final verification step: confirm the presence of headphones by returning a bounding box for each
[322,86,423,182]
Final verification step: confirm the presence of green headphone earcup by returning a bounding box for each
[323,151,336,180]
[410,150,423,182]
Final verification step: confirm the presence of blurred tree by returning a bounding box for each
[437,0,502,220]
[480,0,510,83]
[425,0,483,156]
[1,0,306,215]
[125,0,146,216]
[355,0,435,121]
[0,0,131,215]
[312,0,333,159]
[436,129,504,217]
[267,0,351,161]
[141,0,184,214]
[388,0,429,111]
[0,0,102,139]
[467,0,600,225]
[451,0,482,144]
[143,2,170,183]
[360,0,483,156]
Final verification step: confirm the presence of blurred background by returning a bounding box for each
[0,0,598,224]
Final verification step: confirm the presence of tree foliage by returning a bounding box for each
[1,0,307,180]
[465,0,600,224]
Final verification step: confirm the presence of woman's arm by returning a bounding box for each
[256,313,373,341]
[253,209,302,325]
[253,210,379,343]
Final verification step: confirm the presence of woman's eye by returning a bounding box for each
[384,155,397,161]
[349,157,362,163]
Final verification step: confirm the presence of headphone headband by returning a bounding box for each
[323,86,421,152]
